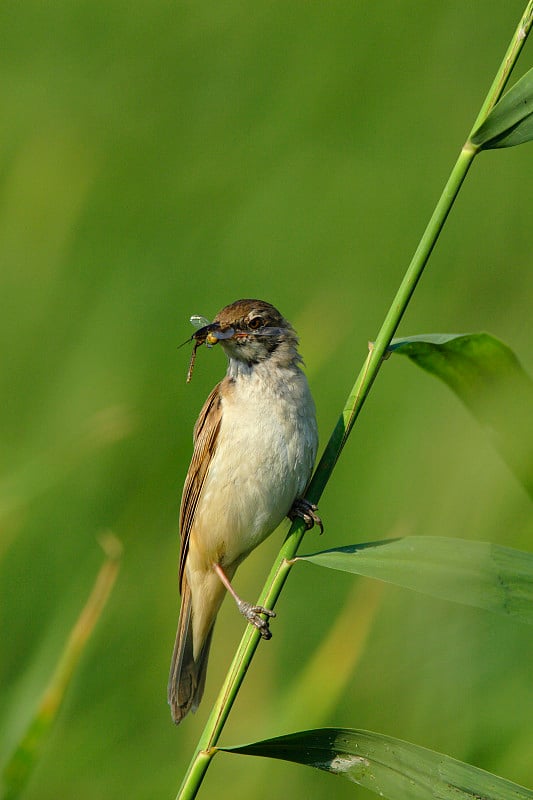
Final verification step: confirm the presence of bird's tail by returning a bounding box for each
[167,575,214,724]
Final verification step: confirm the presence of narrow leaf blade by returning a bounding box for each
[471,67,533,149]
[222,728,533,800]
[296,536,533,623]
[1,535,122,800]
[389,333,533,497]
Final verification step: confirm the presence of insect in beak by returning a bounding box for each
[182,315,235,382]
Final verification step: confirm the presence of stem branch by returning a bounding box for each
[175,5,533,798]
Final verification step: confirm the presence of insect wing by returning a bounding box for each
[190,315,211,328]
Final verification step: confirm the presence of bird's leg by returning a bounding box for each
[288,497,324,533]
[212,563,275,640]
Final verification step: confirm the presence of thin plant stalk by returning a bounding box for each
[1,534,122,800]
[175,5,533,799]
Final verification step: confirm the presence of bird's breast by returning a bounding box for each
[189,365,317,570]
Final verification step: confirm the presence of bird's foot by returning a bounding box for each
[237,600,276,640]
[288,497,324,533]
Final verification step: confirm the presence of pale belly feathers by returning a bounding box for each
[187,363,318,574]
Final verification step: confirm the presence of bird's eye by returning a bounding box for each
[248,316,264,330]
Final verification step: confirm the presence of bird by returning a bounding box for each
[168,298,320,724]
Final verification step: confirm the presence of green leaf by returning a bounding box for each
[0,535,122,800]
[389,333,533,497]
[221,728,533,800]
[296,537,533,623]
[471,67,533,149]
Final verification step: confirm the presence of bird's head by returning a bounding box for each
[185,299,301,380]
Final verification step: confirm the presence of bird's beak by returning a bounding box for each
[194,322,235,347]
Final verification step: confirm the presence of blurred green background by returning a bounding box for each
[1,2,532,798]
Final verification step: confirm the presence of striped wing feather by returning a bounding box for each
[178,382,223,591]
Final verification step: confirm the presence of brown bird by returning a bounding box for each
[168,299,320,724]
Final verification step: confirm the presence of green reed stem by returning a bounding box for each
[175,5,533,798]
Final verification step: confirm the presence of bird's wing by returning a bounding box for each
[178,381,223,591]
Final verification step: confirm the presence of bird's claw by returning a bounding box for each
[288,498,324,534]
[237,600,276,640]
